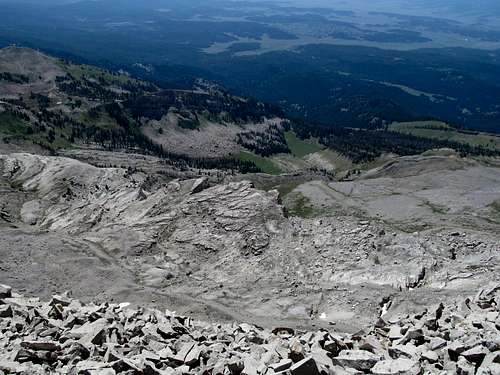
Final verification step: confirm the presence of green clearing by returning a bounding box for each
[0,112,72,149]
[59,61,141,86]
[275,181,302,197]
[284,131,323,158]
[257,179,306,198]
[423,201,450,214]
[238,151,282,175]
[389,121,500,151]
[286,192,314,218]
[483,200,500,224]
[490,200,500,213]
[0,112,29,135]
[270,153,308,172]
[317,149,353,171]
[77,110,121,131]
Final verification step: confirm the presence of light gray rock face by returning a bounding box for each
[0,286,499,374]
[0,153,281,261]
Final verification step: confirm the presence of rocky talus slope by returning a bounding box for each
[0,284,499,374]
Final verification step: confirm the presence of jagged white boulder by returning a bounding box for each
[371,358,421,375]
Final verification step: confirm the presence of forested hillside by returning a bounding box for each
[2,47,499,176]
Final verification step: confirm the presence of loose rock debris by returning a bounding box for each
[0,284,499,374]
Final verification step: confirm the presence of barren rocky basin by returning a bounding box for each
[1,152,499,334]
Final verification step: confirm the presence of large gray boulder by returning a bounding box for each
[0,284,11,299]
[332,350,382,371]
[290,357,320,375]
[371,358,421,375]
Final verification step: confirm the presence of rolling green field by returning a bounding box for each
[238,151,282,175]
[284,131,323,157]
[389,121,500,151]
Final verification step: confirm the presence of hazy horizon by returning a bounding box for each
[3,0,500,18]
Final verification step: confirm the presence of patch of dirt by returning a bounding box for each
[0,46,65,99]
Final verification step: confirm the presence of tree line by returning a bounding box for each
[291,118,500,163]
